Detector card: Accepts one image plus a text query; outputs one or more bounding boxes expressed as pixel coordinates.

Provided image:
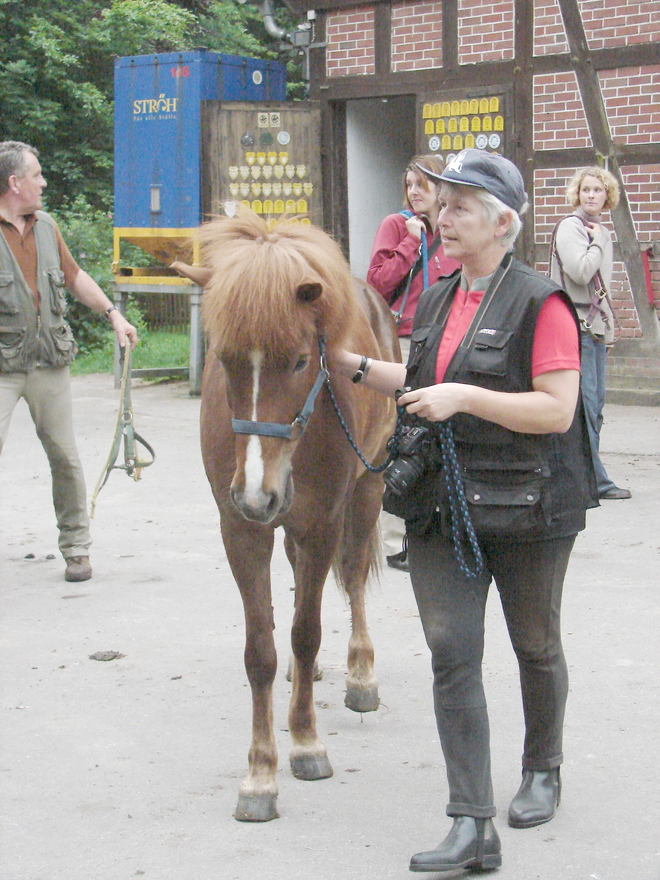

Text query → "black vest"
[406,256,598,539]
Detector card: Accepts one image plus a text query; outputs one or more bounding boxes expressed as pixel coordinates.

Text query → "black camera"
[383,425,438,497]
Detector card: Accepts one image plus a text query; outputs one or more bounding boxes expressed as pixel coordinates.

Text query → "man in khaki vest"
[0,141,137,582]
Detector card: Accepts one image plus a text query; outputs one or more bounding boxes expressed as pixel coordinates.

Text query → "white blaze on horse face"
[243,350,266,505]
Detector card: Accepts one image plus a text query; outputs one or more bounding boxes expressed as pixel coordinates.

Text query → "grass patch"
[71,330,190,376]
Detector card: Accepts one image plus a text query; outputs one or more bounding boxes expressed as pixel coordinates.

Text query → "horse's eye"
[294,356,309,372]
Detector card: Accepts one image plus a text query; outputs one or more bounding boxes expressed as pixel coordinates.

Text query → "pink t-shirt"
[435,289,579,383]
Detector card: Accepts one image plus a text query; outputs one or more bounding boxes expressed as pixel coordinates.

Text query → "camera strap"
[432,253,514,579]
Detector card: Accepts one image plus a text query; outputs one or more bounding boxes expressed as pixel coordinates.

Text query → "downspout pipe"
[256,0,288,40]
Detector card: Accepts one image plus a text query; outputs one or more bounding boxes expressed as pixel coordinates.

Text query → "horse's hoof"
[234,793,279,822]
[290,752,333,780]
[345,685,380,713]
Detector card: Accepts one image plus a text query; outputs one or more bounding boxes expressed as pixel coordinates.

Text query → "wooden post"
[513,0,535,268]
[557,0,659,348]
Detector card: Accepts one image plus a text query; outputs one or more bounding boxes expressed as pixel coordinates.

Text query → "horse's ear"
[296,282,322,303]
[171,261,213,287]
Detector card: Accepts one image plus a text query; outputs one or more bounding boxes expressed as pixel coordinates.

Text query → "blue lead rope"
[436,420,485,579]
[420,233,429,290]
[400,209,429,290]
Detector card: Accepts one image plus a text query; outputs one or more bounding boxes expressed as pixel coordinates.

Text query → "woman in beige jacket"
[550,166,631,500]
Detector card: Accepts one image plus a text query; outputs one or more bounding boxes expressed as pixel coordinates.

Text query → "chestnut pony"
[175,210,399,822]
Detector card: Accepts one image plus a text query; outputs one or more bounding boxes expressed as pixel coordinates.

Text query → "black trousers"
[408,529,575,819]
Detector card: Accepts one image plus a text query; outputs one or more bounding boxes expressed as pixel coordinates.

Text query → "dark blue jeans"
[408,530,575,819]
[580,331,616,494]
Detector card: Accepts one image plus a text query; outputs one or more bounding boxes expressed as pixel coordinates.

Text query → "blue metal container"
[114,50,287,230]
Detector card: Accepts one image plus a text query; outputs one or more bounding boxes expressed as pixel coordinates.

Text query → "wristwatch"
[105,305,118,319]
[351,355,373,384]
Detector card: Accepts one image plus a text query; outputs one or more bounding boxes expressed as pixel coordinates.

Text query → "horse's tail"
[331,500,381,594]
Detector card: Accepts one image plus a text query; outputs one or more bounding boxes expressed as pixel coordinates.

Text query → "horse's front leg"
[287,533,337,781]
[338,472,381,713]
[222,516,280,822]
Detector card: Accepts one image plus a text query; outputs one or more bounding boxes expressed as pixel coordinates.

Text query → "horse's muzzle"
[230,472,294,523]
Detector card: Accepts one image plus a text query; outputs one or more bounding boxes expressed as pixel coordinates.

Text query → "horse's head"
[199,210,359,525]
[217,282,326,523]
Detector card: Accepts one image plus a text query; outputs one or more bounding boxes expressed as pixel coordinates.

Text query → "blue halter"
[231,338,329,441]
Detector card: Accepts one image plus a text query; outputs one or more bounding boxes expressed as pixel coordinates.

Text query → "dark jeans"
[580,331,616,494]
[408,529,575,819]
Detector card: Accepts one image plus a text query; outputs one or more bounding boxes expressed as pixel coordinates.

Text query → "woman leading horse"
[330,150,597,872]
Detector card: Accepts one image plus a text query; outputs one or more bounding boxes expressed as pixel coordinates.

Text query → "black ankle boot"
[386,549,409,571]
[409,816,502,872]
[508,768,561,828]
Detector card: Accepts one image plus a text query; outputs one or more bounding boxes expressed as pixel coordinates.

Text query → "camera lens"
[384,455,427,496]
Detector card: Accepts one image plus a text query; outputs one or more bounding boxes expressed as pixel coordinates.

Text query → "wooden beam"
[294,0,386,10]
[535,143,660,169]
[557,0,659,346]
[374,2,391,78]
[317,59,517,100]
[531,41,660,76]
[513,0,535,266]
[308,10,327,101]
[323,101,349,256]
[442,0,458,72]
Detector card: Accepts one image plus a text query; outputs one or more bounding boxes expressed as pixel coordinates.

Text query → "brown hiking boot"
[64,556,92,582]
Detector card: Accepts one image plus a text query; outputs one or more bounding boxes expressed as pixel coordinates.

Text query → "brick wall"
[579,0,660,48]
[326,7,375,77]
[533,73,592,150]
[391,1,443,72]
[534,0,660,54]
[534,0,569,55]
[457,0,514,64]
[599,65,660,146]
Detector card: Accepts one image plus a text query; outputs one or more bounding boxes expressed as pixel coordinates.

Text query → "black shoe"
[599,486,631,500]
[508,768,561,828]
[386,550,409,572]
[409,816,502,872]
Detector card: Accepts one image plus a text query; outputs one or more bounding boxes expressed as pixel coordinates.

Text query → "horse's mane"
[198,209,361,357]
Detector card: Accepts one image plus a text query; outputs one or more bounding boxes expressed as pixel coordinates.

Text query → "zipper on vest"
[36,309,42,366]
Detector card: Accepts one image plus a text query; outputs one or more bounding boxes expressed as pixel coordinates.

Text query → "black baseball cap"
[416,149,528,213]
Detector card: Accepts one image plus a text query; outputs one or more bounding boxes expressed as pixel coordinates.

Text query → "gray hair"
[472,187,526,250]
[0,141,39,197]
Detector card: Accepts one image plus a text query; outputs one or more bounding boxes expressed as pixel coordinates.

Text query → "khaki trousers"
[0,367,91,558]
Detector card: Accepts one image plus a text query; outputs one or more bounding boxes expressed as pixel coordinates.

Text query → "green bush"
[52,198,148,354]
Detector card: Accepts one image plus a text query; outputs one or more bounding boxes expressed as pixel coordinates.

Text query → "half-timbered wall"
[306,0,660,400]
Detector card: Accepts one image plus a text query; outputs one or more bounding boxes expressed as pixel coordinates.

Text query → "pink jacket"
[367,213,459,336]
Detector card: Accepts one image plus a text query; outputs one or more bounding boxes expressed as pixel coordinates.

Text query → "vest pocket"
[49,324,77,364]
[0,272,19,315]
[468,329,513,377]
[47,267,67,315]
[462,465,551,534]
[0,327,26,369]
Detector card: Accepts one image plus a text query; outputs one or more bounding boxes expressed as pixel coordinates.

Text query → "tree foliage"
[0,0,301,211]
[1,0,304,352]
